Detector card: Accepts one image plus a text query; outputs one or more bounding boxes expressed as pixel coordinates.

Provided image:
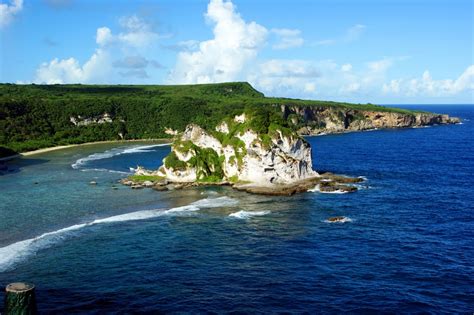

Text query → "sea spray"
[308,184,349,194]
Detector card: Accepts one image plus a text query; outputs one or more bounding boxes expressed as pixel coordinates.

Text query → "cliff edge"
[281,105,461,135]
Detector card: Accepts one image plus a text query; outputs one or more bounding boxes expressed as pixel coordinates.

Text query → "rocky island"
[124,113,344,196]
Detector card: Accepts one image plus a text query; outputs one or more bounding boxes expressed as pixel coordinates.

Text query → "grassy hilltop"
[0,82,416,156]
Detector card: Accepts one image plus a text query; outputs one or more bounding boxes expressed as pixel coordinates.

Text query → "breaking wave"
[308,184,349,194]
[229,210,270,219]
[323,216,353,224]
[0,196,237,272]
[71,144,170,170]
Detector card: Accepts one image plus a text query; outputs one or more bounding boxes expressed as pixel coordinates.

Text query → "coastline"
[11,139,172,159]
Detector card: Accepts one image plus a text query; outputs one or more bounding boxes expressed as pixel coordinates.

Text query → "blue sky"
[1,0,473,103]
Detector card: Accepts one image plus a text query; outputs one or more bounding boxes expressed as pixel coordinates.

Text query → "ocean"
[0,105,473,313]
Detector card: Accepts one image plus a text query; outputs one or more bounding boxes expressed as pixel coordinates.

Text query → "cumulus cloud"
[161,40,200,52]
[383,65,474,96]
[249,59,324,96]
[250,57,396,99]
[271,28,304,50]
[169,0,268,84]
[96,16,159,49]
[0,0,23,28]
[35,49,111,84]
[34,15,161,83]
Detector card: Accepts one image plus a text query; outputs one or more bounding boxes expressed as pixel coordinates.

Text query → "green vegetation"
[127,174,164,183]
[0,82,425,156]
[164,152,187,170]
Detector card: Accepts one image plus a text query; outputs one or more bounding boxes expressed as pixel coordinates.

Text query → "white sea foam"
[200,190,219,195]
[308,184,349,194]
[323,216,353,224]
[229,210,270,219]
[71,144,170,169]
[80,168,131,175]
[191,196,239,208]
[0,196,237,272]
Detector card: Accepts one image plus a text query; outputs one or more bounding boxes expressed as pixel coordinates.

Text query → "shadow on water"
[0,157,49,176]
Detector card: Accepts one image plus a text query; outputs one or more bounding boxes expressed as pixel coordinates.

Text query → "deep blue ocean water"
[0,105,473,313]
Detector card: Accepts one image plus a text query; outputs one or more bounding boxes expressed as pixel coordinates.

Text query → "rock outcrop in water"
[157,114,317,186]
[281,105,461,135]
[123,113,363,195]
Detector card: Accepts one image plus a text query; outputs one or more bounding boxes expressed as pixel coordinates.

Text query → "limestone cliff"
[281,105,461,135]
[155,114,317,186]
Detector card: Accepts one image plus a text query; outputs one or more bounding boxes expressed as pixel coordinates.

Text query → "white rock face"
[181,124,223,153]
[157,122,318,185]
[158,166,197,183]
[237,134,317,185]
[216,121,229,134]
[239,130,258,147]
[234,113,246,123]
[70,113,113,126]
[164,127,178,135]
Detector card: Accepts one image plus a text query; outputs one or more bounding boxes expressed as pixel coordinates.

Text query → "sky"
[0,0,473,104]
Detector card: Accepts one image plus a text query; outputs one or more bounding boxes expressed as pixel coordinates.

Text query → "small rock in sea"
[165,184,176,191]
[112,186,118,190]
[153,185,168,191]
[89,181,97,185]
[143,180,154,187]
[327,216,346,222]
[131,184,143,189]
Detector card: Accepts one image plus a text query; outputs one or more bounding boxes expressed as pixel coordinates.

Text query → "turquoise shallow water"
[0,106,473,313]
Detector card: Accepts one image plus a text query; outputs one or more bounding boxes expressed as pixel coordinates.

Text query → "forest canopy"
[0,82,417,157]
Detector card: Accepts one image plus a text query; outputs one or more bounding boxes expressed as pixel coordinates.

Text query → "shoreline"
[8,139,172,159]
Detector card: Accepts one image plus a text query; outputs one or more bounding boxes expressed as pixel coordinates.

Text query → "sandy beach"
[19,139,171,157]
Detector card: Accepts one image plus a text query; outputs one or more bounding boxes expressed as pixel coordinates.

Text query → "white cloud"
[250,57,396,99]
[34,15,161,83]
[383,65,474,96]
[345,24,366,42]
[35,49,111,84]
[161,40,200,52]
[271,28,304,50]
[341,64,352,72]
[249,59,323,96]
[96,16,159,49]
[314,24,366,46]
[169,0,268,84]
[367,58,393,73]
[0,0,23,28]
[259,59,320,78]
[96,27,113,46]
